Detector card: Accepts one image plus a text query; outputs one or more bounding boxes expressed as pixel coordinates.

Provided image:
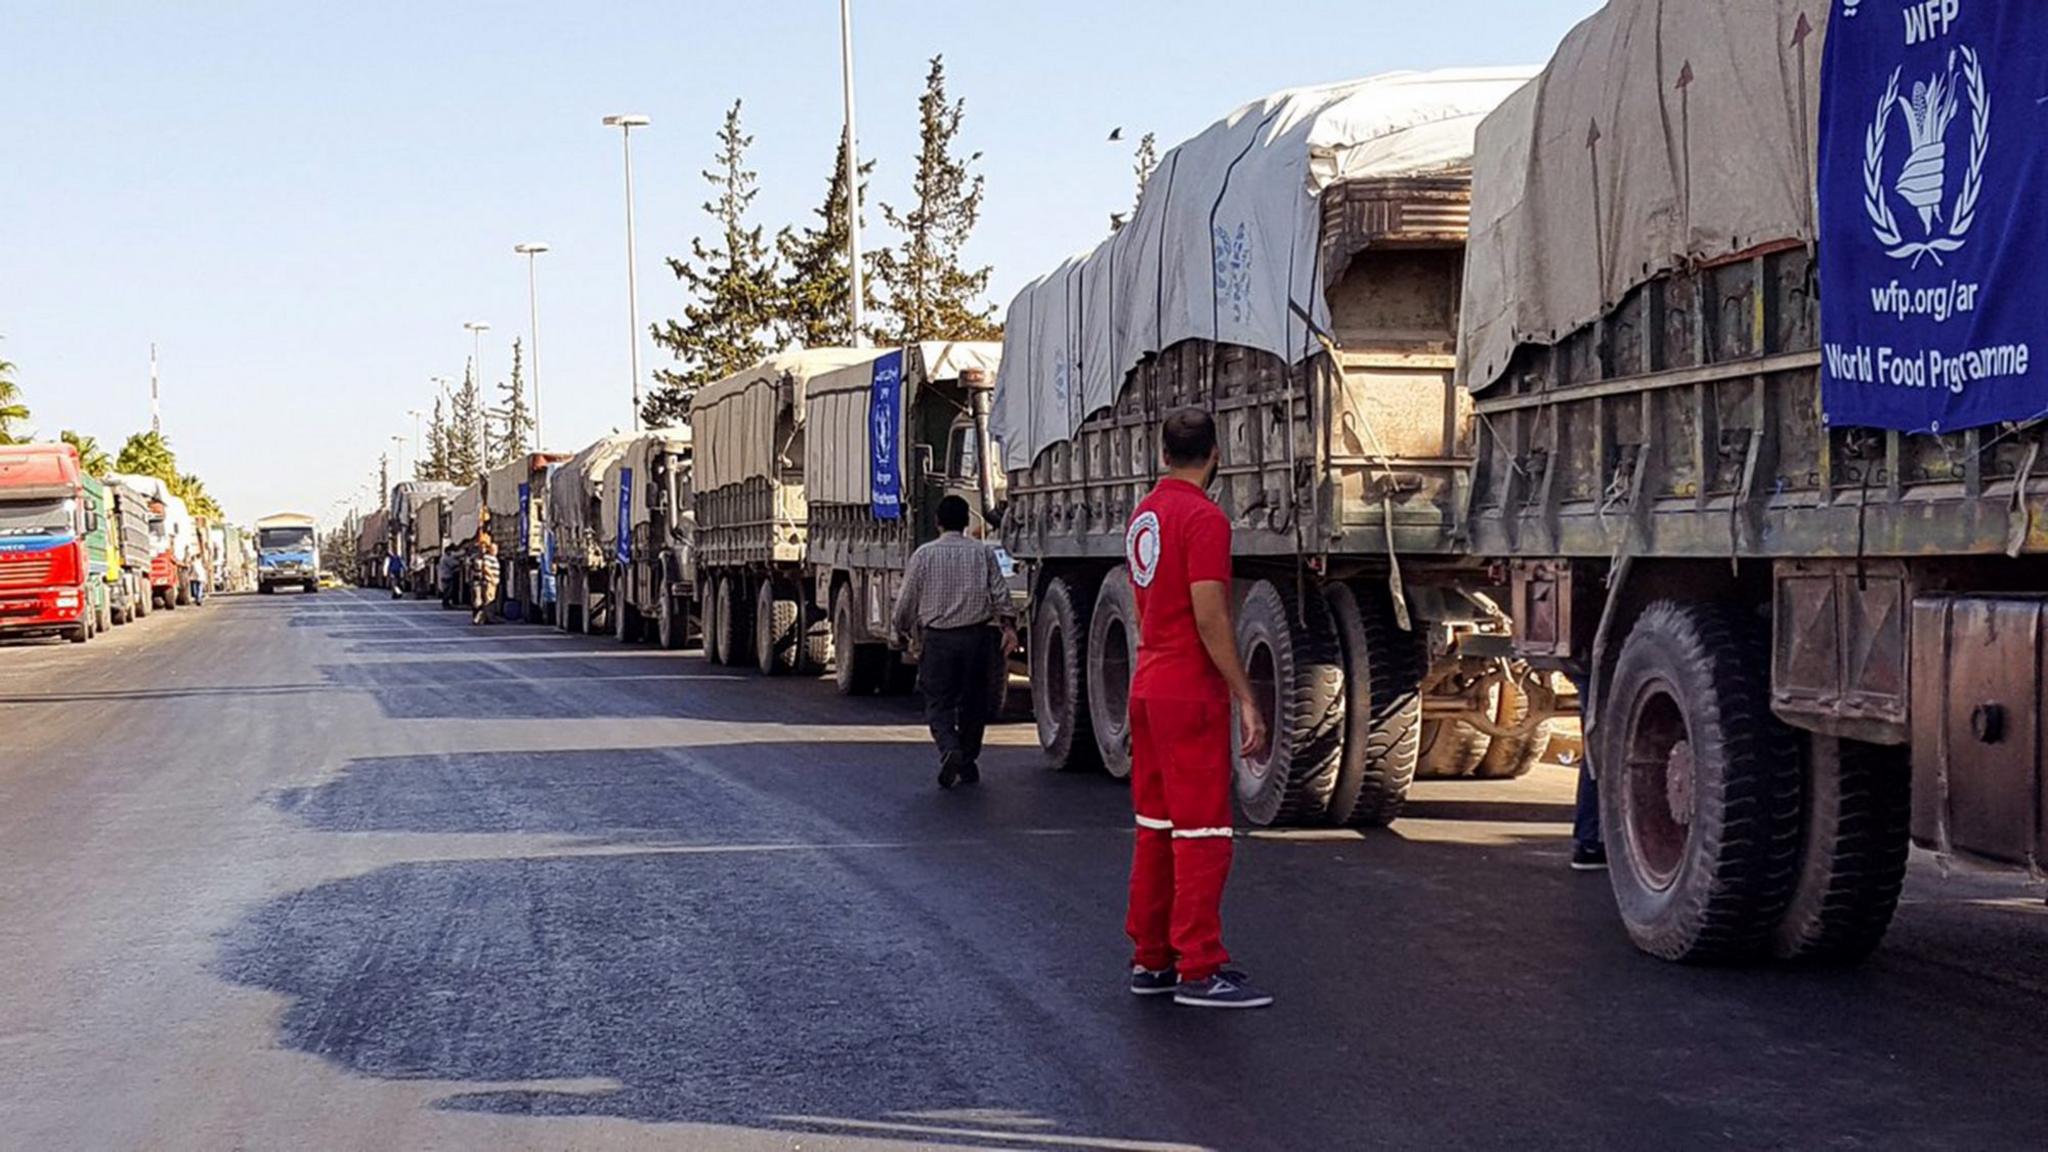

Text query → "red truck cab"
[0,444,94,643]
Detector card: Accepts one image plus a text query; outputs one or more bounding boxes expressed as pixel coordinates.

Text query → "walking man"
[892,494,1013,790]
[386,552,405,600]
[1124,407,1273,1009]
[471,531,500,625]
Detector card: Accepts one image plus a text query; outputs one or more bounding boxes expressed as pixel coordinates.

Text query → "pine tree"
[870,56,1001,344]
[777,136,877,349]
[421,397,451,482]
[449,360,485,481]
[1133,132,1159,211]
[646,99,783,427]
[497,338,533,464]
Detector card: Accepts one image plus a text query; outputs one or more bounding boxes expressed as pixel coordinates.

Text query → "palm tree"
[61,430,113,476]
[115,430,178,481]
[0,356,28,445]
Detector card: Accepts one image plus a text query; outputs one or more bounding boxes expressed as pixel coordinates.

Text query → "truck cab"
[0,443,98,643]
[254,513,320,594]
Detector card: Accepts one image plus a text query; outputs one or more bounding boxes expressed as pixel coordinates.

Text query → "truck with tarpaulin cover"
[1456,0,2048,964]
[690,348,874,670]
[391,481,460,597]
[991,68,1545,829]
[486,452,572,623]
[442,483,485,608]
[603,429,697,649]
[549,435,634,634]
[805,343,1007,692]
[357,510,390,590]
[411,492,457,599]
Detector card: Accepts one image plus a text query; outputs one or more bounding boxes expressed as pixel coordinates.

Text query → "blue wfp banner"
[616,467,633,565]
[870,350,904,521]
[1820,0,2048,433]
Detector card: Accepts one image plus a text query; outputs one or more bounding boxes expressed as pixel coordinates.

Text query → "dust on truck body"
[604,429,697,649]
[689,348,876,672]
[1459,0,2048,963]
[992,69,1539,828]
[806,343,1006,693]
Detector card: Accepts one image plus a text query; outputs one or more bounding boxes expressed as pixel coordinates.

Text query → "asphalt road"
[2,589,2046,1151]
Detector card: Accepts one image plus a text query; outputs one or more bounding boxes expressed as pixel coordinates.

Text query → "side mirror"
[915,445,936,479]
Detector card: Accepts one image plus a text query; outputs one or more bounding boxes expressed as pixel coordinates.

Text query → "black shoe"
[1571,843,1609,872]
[937,752,962,790]
[1173,969,1274,1010]
[958,760,981,786]
[1129,966,1178,997]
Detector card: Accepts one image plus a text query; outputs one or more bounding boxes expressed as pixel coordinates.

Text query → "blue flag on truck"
[616,467,633,565]
[870,350,904,521]
[1820,0,2048,433]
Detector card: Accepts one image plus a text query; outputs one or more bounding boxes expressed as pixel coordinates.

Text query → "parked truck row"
[370,0,2044,967]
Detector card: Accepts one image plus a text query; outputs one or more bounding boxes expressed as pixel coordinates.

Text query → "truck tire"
[1599,601,1802,963]
[1418,714,1490,778]
[756,579,800,676]
[1473,676,1553,780]
[161,589,177,611]
[1085,569,1139,780]
[800,605,833,673]
[1031,575,1099,773]
[831,584,884,694]
[709,576,736,666]
[257,584,272,596]
[137,586,152,618]
[1770,736,1912,964]
[1232,579,1346,827]
[1324,582,1425,828]
[657,587,687,651]
[711,574,750,668]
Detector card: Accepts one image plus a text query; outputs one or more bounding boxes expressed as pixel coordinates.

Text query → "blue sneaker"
[1173,970,1274,1009]
[1129,966,1178,997]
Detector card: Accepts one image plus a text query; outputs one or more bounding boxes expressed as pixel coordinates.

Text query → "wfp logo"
[1863,45,1990,267]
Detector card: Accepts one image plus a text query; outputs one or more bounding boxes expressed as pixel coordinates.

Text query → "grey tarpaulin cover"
[547,433,636,553]
[1459,0,1830,393]
[805,342,1003,508]
[990,67,1534,474]
[690,348,877,494]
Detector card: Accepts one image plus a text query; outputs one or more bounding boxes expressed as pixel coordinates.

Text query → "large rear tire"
[1324,582,1425,828]
[1085,569,1139,780]
[1473,676,1552,780]
[1232,579,1346,827]
[1031,575,1098,773]
[831,584,884,695]
[657,586,687,651]
[1770,736,1912,964]
[800,603,833,673]
[755,578,799,676]
[1600,601,1803,963]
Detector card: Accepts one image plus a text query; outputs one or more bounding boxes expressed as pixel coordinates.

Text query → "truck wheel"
[1085,570,1139,779]
[1770,736,1912,964]
[1473,675,1553,780]
[1324,582,1425,828]
[800,604,833,673]
[1232,579,1346,826]
[1032,575,1099,772]
[137,587,152,618]
[756,579,799,676]
[1418,714,1491,778]
[707,577,729,664]
[257,584,273,596]
[1600,601,1802,963]
[711,574,749,667]
[830,584,883,694]
[161,589,178,611]
[657,588,686,650]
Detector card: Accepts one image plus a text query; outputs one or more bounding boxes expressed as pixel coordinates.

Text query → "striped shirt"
[892,532,1012,633]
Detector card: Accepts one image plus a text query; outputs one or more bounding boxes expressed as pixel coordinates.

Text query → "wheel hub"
[1665,740,1695,827]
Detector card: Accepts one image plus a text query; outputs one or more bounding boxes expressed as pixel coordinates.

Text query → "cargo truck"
[604,430,697,648]
[991,69,1542,828]
[357,510,390,590]
[548,435,634,634]
[441,484,485,609]
[804,343,1006,692]
[690,349,876,670]
[254,513,320,594]
[486,451,573,623]
[0,443,100,643]
[1456,0,2048,964]
[108,481,155,622]
[107,473,194,611]
[390,481,461,597]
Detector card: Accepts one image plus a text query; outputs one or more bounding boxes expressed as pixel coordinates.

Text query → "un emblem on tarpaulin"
[1864,45,1991,267]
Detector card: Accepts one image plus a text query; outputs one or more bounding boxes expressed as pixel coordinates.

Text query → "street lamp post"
[407,408,426,467]
[603,114,650,431]
[514,242,550,448]
[464,320,491,469]
[839,0,867,347]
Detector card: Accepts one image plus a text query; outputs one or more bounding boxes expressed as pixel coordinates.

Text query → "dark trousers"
[1569,673,1603,851]
[919,624,998,765]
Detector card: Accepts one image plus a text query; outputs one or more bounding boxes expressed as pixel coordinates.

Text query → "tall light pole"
[407,408,426,466]
[839,0,867,348]
[603,114,650,430]
[464,320,491,470]
[514,242,550,448]
[390,434,408,483]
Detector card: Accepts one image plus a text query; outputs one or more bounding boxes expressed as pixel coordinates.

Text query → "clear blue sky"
[0,1,1598,526]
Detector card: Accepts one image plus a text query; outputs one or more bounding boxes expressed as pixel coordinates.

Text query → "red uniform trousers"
[1125,695,1234,981]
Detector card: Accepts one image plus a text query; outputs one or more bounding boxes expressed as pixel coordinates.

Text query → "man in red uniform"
[1123,407,1273,1009]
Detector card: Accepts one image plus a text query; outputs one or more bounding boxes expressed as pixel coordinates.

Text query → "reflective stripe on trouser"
[1126,695,1234,981]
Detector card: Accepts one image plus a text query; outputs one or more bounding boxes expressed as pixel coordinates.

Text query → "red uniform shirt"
[1127,477,1232,702]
